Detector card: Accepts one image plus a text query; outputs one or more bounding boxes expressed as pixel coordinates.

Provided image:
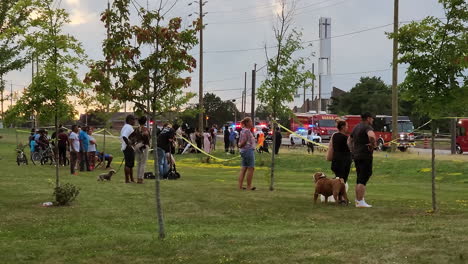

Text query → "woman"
[238,117,256,190]
[327,120,352,184]
[203,127,212,153]
[132,116,150,184]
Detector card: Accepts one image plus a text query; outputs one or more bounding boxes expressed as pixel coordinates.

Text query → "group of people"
[28,126,114,173]
[236,113,377,208]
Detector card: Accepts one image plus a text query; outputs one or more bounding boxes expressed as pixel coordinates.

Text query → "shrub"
[53,183,80,206]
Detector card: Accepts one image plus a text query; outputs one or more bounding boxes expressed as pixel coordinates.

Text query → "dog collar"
[319,174,326,178]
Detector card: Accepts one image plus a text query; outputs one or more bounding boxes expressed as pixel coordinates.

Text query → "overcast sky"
[4,0,447,113]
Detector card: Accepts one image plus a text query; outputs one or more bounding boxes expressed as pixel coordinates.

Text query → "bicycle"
[16,144,28,166]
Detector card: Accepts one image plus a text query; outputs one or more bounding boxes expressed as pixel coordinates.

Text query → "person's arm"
[347,134,354,153]
[238,131,247,148]
[367,130,377,150]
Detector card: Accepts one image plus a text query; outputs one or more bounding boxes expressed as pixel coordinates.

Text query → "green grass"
[0,128,467,264]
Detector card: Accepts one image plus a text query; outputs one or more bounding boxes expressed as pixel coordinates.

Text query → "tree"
[0,0,35,120]
[9,0,86,191]
[203,93,239,127]
[256,0,313,191]
[85,0,199,239]
[329,77,392,115]
[389,0,467,212]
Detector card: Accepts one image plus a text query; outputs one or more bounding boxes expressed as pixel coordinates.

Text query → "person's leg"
[70,152,76,174]
[238,167,247,189]
[106,156,113,168]
[246,167,255,189]
[124,167,131,183]
[85,150,90,171]
[79,151,85,171]
[135,148,143,180]
[355,158,372,207]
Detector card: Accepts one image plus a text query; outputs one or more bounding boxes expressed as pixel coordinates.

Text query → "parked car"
[289,128,322,145]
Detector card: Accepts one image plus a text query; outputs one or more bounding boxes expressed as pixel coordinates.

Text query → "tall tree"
[329,77,392,115]
[85,0,199,239]
[0,0,35,120]
[257,0,313,191]
[389,0,467,212]
[203,93,239,127]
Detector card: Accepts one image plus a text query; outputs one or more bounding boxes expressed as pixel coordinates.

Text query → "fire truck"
[290,112,338,140]
[456,119,468,154]
[344,115,415,152]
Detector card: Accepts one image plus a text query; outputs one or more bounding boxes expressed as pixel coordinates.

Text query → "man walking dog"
[348,112,376,208]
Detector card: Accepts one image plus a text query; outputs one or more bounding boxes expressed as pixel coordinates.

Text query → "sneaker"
[355,200,372,208]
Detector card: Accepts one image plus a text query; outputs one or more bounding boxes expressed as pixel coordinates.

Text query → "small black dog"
[97,169,116,181]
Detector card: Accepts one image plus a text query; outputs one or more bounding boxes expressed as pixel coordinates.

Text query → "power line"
[209,0,348,25]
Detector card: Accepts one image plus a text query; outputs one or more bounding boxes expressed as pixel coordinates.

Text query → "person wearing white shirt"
[120,115,136,183]
[87,128,97,170]
[68,125,80,175]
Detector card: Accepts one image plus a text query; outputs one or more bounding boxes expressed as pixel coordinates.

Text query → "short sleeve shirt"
[350,122,373,160]
[88,135,96,152]
[239,128,255,152]
[120,124,134,151]
[69,132,80,152]
[79,130,89,151]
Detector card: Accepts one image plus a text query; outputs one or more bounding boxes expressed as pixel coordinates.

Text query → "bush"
[53,183,80,206]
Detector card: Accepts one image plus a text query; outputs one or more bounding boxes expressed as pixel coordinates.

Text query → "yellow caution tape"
[178,136,240,161]
[274,121,329,149]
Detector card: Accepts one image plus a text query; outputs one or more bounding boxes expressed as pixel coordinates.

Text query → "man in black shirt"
[348,112,376,208]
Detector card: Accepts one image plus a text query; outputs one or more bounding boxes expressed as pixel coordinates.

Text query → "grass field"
[0,128,467,264]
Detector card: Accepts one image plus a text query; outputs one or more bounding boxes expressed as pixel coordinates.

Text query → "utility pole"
[251,64,256,124]
[303,79,306,112]
[243,72,247,118]
[10,82,13,107]
[311,63,315,112]
[391,0,399,152]
[318,71,322,112]
[197,0,206,131]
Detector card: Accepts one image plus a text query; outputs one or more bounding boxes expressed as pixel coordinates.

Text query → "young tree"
[389,0,467,211]
[0,0,35,120]
[257,0,313,191]
[85,0,199,239]
[9,0,86,189]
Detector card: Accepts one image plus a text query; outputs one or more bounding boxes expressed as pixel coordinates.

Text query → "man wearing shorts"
[120,115,136,183]
[349,112,376,208]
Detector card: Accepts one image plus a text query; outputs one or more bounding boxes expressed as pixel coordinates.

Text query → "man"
[157,124,175,176]
[69,125,80,175]
[348,112,376,208]
[211,124,218,150]
[121,115,136,183]
[79,126,90,171]
[274,127,282,155]
[223,125,230,153]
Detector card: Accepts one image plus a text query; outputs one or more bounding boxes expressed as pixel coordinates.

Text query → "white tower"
[318,17,331,112]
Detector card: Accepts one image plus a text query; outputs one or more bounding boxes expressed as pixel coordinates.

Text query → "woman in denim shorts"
[238,117,256,190]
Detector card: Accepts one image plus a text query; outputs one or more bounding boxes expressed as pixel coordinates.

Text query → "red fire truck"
[290,113,338,140]
[344,115,415,152]
[456,119,468,154]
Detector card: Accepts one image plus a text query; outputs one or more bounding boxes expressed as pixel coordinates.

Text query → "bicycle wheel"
[31,152,41,165]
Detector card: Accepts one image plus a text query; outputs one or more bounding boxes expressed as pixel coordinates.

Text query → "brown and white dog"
[313,172,348,205]
[97,169,116,181]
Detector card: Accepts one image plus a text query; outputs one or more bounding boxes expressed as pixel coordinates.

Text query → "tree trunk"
[431,121,437,212]
[55,110,59,188]
[152,112,165,239]
[269,119,276,191]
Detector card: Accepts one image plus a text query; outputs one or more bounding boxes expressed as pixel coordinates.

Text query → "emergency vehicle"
[290,112,338,140]
[456,119,468,154]
[344,115,415,152]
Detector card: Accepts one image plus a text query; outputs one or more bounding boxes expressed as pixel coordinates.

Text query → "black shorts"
[354,158,373,185]
[331,157,352,183]
[123,147,135,168]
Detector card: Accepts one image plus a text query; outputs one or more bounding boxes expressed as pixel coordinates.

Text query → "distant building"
[294,87,346,113]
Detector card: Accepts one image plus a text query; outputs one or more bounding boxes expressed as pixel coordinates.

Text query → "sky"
[4,0,447,114]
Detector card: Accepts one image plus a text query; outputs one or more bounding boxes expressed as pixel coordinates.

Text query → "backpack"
[144,172,156,179]
[164,165,181,180]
